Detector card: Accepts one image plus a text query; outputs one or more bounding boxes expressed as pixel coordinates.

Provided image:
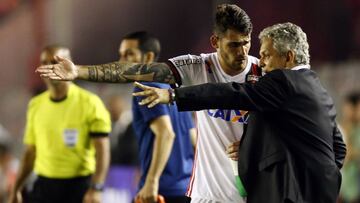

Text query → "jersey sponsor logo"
[246,63,262,83]
[174,58,202,67]
[246,74,260,83]
[207,109,249,123]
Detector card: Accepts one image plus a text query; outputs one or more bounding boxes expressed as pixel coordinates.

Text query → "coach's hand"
[133,82,171,108]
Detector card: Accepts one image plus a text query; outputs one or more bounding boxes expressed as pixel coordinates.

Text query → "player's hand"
[82,189,102,203]
[36,55,78,81]
[8,190,22,203]
[135,178,159,203]
[226,141,240,161]
[133,82,171,108]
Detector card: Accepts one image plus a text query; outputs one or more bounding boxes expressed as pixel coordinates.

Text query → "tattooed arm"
[84,62,176,84]
[36,55,176,84]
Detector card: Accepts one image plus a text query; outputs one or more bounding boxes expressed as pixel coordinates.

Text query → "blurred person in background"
[340,92,360,203]
[120,31,195,203]
[9,45,111,203]
[36,4,262,202]
[107,95,138,166]
[104,94,139,203]
[0,125,18,203]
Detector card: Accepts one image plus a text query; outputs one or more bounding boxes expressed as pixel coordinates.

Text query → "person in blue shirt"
[118,31,196,203]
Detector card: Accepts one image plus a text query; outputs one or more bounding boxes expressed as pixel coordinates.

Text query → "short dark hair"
[42,44,69,53]
[0,143,9,158]
[123,31,161,61]
[41,44,72,60]
[345,92,360,106]
[214,4,253,36]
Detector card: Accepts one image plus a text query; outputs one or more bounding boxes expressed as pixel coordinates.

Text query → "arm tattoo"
[88,67,97,81]
[86,62,176,84]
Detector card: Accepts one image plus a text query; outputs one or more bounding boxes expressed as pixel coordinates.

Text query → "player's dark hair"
[345,92,360,106]
[123,31,161,61]
[214,4,253,36]
[42,44,68,53]
[41,44,72,60]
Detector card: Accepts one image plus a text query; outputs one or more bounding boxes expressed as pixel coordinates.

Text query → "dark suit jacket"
[174,68,346,203]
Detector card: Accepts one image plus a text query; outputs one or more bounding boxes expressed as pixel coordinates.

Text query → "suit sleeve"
[175,70,291,112]
[332,122,346,169]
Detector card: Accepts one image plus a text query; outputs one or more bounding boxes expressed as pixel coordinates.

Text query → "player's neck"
[219,58,247,76]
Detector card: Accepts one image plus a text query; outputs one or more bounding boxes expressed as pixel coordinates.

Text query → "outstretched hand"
[36,55,78,81]
[132,82,171,108]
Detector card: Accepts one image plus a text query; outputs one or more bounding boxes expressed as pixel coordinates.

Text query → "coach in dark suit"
[134,22,346,203]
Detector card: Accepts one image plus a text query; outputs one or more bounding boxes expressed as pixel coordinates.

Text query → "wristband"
[89,182,104,192]
[168,88,176,105]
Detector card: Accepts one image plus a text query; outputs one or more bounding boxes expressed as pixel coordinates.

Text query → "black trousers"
[164,196,191,203]
[133,196,191,203]
[30,175,91,203]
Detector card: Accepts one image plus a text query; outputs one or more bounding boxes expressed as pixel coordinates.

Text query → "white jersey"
[168,53,259,203]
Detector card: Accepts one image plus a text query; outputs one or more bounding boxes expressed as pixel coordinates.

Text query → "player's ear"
[143,52,155,63]
[210,34,219,49]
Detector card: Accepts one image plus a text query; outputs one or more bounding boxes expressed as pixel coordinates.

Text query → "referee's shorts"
[30,175,91,203]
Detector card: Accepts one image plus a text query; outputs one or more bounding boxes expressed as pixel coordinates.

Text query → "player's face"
[216,29,251,73]
[119,39,143,63]
[259,37,287,73]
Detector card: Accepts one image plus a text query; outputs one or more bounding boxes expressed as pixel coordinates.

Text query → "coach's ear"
[285,50,296,68]
[210,34,219,49]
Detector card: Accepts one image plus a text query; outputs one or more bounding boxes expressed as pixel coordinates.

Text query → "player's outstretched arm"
[36,56,176,84]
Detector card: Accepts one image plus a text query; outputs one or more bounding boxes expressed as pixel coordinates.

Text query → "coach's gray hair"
[259,22,310,65]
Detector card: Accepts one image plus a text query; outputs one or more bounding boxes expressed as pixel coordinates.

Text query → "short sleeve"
[133,82,171,123]
[88,95,111,134]
[168,54,204,86]
[23,100,36,145]
[181,111,194,129]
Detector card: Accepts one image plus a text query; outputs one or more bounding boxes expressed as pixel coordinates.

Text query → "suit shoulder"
[266,69,289,80]
[263,70,295,93]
